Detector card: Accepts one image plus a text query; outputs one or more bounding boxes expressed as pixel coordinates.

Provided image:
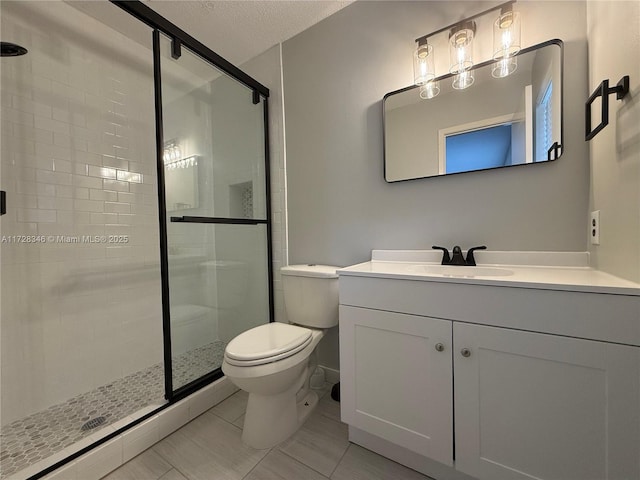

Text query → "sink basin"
[407,265,514,277]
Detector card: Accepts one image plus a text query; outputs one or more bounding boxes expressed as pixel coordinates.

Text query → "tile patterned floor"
[0,341,226,479]
[102,386,434,480]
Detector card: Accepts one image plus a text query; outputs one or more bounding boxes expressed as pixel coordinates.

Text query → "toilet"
[221,264,339,449]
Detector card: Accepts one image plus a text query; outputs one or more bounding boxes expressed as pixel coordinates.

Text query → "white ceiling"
[69,0,354,66]
[145,1,354,65]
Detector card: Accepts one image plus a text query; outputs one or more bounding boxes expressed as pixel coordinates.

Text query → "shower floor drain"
[81,416,106,431]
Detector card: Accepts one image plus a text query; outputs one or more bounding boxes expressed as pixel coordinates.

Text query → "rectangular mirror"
[384,40,563,182]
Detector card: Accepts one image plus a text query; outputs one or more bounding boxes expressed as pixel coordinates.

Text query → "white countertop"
[338,250,640,296]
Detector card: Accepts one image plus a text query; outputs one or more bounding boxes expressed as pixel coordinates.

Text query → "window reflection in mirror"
[444,123,519,174]
[384,40,562,182]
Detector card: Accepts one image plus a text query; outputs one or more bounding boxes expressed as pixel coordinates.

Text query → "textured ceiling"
[145,1,353,64]
[69,1,353,66]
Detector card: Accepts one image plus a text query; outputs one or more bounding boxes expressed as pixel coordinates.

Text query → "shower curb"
[6,377,237,480]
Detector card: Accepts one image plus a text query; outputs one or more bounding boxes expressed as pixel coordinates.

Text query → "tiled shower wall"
[0,2,163,425]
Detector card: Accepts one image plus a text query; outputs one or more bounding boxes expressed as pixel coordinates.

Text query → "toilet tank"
[281,264,339,328]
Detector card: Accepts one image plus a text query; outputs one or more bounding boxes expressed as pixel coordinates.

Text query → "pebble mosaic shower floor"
[0,340,226,478]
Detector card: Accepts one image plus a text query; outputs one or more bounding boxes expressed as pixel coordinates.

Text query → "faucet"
[432,245,487,266]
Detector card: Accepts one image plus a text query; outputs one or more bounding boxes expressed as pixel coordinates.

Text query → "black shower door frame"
[28,3,273,477]
[112,0,275,402]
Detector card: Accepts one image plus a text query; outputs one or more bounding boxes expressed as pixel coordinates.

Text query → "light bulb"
[449,21,475,74]
[413,40,435,86]
[493,9,521,60]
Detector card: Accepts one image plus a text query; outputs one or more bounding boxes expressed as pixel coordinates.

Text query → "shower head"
[1,42,28,57]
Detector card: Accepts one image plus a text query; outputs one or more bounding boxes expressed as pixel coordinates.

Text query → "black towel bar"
[585,75,629,141]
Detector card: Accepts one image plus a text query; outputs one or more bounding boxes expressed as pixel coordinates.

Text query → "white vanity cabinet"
[453,322,639,480]
[339,305,453,466]
[339,272,640,480]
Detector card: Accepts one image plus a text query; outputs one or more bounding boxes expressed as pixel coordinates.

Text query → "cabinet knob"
[435,343,445,352]
[461,348,471,357]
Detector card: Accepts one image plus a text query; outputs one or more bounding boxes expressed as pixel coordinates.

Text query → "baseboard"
[319,365,340,384]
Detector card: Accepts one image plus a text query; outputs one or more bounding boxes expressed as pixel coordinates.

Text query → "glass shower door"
[155,32,271,395]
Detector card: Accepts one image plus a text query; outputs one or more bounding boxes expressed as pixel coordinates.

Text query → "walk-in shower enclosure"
[0,1,272,478]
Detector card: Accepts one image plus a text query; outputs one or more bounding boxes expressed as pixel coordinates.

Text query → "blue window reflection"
[445,124,513,174]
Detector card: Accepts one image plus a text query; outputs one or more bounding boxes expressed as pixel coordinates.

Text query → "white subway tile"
[129,183,153,195]
[73,199,104,213]
[12,124,54,144]
[102,155,128,170]
[74,163,89,176]
[52,159,72,173]
[36,182,56,197]
[73,174,102,189]
[37,196,72,211]
[73,187,89,199]
[116,170,142,183]
[103,179,129,192]
[17,208,57,223]
[88,165,117,179]
[104,202,130,214]
[89,189,118,202]
[52,107,72,124]
[34,116,70,135]
[1,106,35,126]
[35,142,71,161]
[90,212,118,225]
[74,150,102,166]
[35,170,72,186]
[13,194,38,209]
[53,133,72,148]
[74,211,92,224]
[12,95,53,118]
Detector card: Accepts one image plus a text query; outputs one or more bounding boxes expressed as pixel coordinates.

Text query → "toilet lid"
[225,323,313,366]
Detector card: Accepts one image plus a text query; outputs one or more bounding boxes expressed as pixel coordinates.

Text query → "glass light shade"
[452,70,474,90]
[493,10,521,59]
[413,41,435,85]
[449,23,475,74]
[419,80,440,99]
[492,56,518,78]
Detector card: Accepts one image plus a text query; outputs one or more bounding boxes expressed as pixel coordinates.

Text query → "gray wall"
[282,1,589,369]
[587,1,640,283]
[283,1,589,267]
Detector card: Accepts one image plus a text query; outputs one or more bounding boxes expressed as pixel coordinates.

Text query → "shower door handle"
[170,216,264,225]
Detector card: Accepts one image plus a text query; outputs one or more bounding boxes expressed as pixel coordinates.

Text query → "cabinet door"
[339,305,453,466]
[454,322,640,480]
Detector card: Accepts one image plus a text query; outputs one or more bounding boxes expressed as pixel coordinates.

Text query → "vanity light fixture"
[492,3,521,78]
[163,140,198,169]
[413,38,435,86]
[449,21,476,75]
[163,140,181,164]
[412,1,520,96]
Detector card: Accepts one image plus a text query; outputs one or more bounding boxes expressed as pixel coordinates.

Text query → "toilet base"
[242,387,319,449]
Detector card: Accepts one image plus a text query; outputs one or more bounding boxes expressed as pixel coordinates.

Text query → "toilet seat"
[225,323,313,367]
